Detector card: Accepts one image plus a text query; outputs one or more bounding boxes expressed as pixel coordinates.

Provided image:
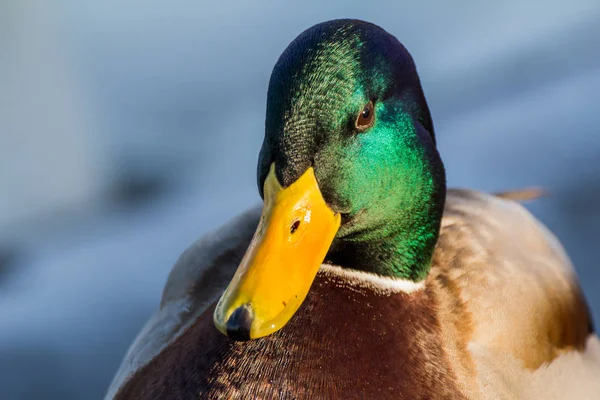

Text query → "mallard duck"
[106,19,600,399]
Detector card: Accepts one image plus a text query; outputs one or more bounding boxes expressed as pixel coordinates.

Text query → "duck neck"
[326,142,446,282]
[326,211,443,281]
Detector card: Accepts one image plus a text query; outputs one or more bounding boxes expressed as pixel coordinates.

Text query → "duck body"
[109,190,599,399]
[106,19,600,399]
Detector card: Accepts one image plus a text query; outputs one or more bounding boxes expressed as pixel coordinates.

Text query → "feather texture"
[106,190,599,399]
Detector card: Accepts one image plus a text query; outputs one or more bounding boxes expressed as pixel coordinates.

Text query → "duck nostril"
[290,220,300,234]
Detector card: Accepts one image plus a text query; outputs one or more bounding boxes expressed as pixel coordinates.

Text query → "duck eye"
[356,101,374,130]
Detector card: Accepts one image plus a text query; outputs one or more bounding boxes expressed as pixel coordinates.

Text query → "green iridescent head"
[257,19,446,282]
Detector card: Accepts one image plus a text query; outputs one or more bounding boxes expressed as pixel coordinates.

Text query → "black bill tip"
[226,304,253,341]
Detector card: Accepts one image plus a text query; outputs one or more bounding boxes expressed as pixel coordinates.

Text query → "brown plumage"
[106,190,600,400]
[115,279,465,399]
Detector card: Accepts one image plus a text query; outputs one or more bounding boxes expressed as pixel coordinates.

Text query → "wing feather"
[104,206,261,400]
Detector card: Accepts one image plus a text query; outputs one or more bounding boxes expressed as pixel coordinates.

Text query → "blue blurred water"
[1,1,600,399]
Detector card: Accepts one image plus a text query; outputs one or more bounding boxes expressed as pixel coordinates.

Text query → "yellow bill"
[213,163,340,340]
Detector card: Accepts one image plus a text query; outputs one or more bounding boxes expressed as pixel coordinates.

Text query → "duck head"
[214,19,446,341]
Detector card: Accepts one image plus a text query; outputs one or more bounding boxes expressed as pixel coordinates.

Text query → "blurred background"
[1,1,599,398]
